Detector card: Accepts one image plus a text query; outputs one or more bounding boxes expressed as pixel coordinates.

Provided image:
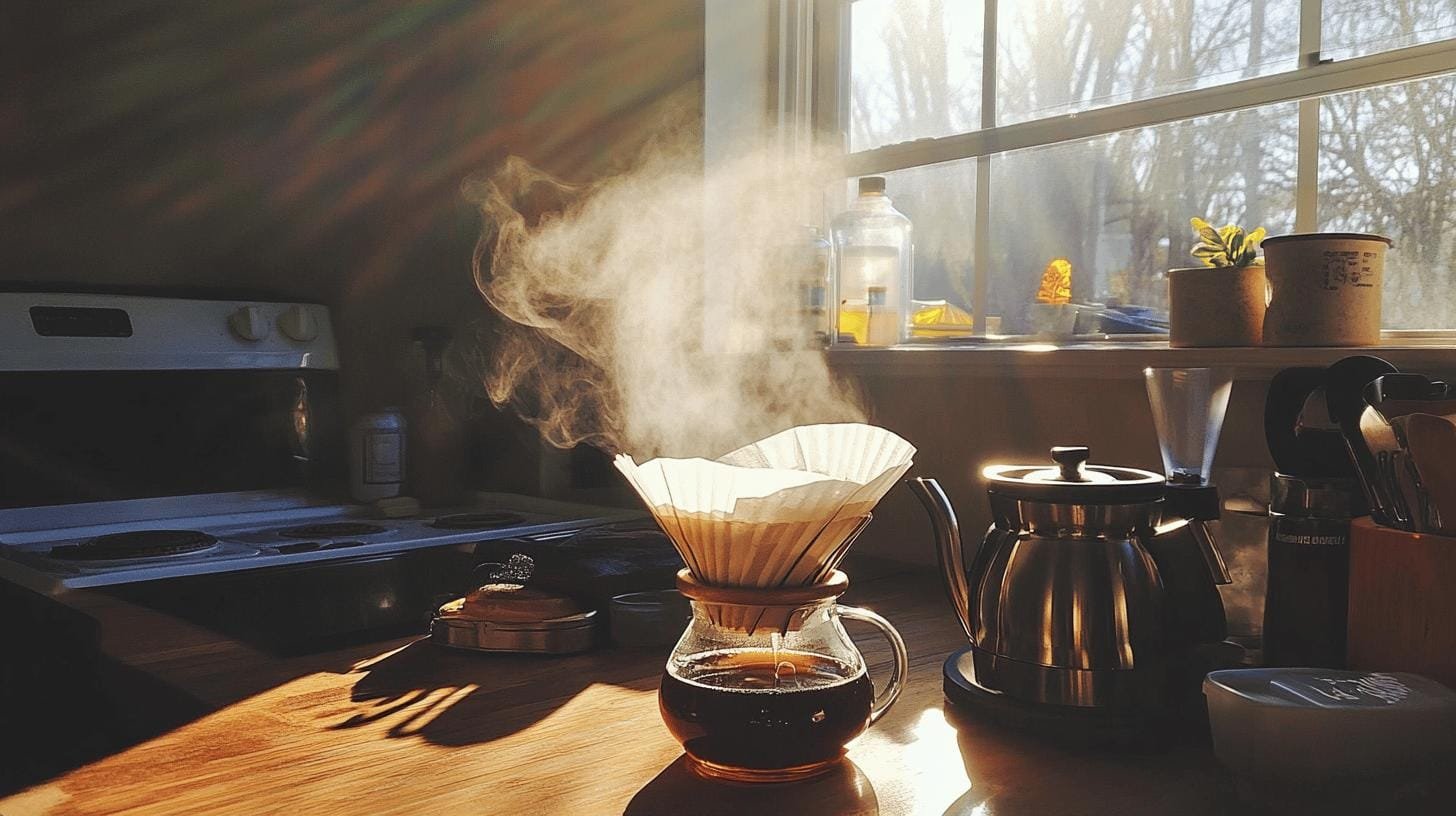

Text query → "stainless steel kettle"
[909,446,1228,710]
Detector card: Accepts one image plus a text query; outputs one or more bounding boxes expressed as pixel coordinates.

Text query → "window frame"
[802,0,1456,338]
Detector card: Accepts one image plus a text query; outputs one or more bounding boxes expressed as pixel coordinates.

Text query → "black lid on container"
[858,176,886,195]
[983,446,1165,504]
[1261,232,1393,247]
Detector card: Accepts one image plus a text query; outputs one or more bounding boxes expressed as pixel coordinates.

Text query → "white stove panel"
[0,492,642,594]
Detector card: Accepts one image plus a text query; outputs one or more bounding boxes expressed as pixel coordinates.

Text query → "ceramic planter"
[1026,303,1079,338]
[1167,264,1267,347]
[1262,233,1391,346]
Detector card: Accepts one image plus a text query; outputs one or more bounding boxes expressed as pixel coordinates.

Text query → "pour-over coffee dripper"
[613,424,916,782]
[1143,368,1233,644]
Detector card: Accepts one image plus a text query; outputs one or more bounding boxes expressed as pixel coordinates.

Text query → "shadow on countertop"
[330,523,689,744]
[625,756,879,816]
[332,636,662,746]
[330,554,931,748]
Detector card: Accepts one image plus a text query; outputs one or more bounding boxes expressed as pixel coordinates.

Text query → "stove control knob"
[278,305,319,342]
[228,305,270,342]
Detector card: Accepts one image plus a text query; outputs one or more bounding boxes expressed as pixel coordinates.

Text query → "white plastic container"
[350,409,406,502]
[1205,668,1456,809]
[1262,232,1390,346]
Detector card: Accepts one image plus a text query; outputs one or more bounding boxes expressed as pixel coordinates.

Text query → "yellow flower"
[1036,258,1072,304]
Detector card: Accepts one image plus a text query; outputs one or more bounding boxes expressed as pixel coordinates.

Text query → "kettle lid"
[983,446,1164,503]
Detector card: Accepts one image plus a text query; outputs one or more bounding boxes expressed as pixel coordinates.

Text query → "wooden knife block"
[1347,517,1456,688]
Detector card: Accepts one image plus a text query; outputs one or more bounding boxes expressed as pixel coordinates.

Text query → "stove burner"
[277,522,388,539]
[429,512,528,531]
[51,529,219,561]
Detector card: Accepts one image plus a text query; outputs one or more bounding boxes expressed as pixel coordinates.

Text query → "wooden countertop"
[4,565,1244,816]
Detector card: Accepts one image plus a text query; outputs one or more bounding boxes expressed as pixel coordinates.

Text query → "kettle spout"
[905,477,974,642]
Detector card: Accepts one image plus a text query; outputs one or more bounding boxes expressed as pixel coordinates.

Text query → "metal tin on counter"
[430,609,598,655]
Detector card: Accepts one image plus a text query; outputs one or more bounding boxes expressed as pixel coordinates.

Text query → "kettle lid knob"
[1050,446,1091,482]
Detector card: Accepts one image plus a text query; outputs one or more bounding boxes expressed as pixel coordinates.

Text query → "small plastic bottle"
[830,176,913,347]
[801,226,833,347]
[866,286,898,347]
[350,409,406,502]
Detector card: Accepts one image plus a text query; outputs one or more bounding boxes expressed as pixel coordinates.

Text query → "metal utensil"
[1398,414,1456,535]
[1324,356,1400,525]
[1365,376,1456,532]
[1359,407,1412,529]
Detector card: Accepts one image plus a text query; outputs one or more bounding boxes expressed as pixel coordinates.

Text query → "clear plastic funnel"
[1144,367,1233,485]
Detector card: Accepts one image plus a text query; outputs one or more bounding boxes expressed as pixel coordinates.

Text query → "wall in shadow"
[0,0,703,444]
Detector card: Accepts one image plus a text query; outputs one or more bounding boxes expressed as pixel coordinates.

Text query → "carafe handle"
[833,604,908,726]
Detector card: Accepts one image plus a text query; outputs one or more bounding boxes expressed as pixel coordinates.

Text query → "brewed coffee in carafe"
[659,648,874,773]
[660,572,906,783]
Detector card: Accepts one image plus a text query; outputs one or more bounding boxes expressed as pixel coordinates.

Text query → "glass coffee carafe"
[660,569,908,783]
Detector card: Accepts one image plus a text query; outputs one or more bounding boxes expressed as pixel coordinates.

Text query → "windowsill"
[828,335,1456,378]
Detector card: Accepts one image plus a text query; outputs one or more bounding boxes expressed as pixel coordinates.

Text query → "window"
[821,0,1456,338]
[1320,72,1456,330]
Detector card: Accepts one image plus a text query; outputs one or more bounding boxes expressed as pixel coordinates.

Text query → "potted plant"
[1168,217,1267,348]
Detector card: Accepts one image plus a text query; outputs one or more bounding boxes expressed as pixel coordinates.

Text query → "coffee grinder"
[1144,368,1233,648]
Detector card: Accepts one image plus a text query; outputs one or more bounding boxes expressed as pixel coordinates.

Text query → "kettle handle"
[905,477,976,642]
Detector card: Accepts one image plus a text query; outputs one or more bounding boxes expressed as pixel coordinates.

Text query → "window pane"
[997,0,1300,125]
[849,0,984,152]
[1322,0,1456,62]
[985,103,1297,335]
[888,160,978,308]
[1319,73,1456,330]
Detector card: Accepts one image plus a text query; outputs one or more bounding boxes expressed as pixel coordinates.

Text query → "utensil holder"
[1347,517,1456,687]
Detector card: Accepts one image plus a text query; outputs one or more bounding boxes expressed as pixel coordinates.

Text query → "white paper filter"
[614,423,916,589]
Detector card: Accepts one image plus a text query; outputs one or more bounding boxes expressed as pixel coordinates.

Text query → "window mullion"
[812,0,849,154]
[844,36,1456,177]
[973,0,998,335]
[1295,0,1324,231]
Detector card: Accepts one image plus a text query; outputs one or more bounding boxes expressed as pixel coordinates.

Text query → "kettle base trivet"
[942,648,1169,747]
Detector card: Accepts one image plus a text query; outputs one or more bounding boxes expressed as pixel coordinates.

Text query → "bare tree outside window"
[1319,2,1456,329]
[847,0,1456,334]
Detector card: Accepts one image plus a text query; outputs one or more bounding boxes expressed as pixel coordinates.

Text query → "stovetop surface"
[0,491,642,593]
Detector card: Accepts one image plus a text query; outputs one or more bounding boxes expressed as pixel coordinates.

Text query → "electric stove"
[0,291,638,643]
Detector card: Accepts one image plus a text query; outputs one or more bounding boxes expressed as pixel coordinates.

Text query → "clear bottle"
[407,326,465,507]
[830,176,913,346]
[800,225,833,347]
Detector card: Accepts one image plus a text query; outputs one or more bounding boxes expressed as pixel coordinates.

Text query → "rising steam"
[467,143,866,459]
